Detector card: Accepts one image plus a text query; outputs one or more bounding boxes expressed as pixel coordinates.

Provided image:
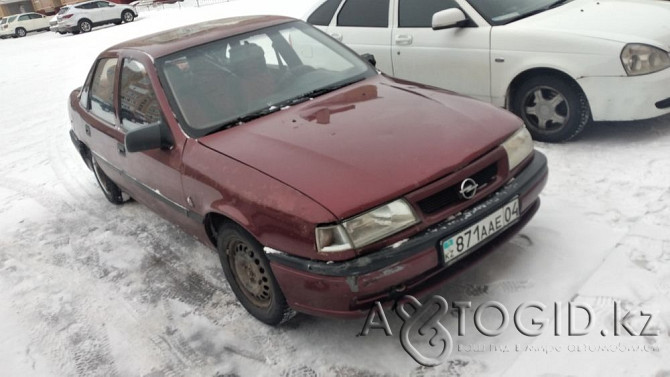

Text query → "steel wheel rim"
[93,161,114,197]
[228,238,272,308]
[522,85,569,132]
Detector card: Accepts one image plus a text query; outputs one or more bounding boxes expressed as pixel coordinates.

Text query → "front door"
[391,0,491,102]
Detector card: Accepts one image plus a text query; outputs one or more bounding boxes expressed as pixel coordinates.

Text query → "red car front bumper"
[267,151,548,318]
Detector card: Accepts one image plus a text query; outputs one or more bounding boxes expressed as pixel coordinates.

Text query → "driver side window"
[398,0,458,28]
[119,59,163,132]
[89,58,118,125]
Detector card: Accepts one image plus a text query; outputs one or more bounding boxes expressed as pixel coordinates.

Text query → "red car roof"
[105,15,295,58]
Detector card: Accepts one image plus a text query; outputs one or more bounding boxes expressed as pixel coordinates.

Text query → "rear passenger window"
[89,58,118,125]
[119,59,163,132]
[399,0,458,27]
[307,0,342,26]
[337,0,389,27]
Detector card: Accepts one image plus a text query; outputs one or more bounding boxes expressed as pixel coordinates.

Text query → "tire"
[91,155,127,205]
[15,27,27,37]
[78,19,92,33]
[122,10,135,23]
[58,31,66,35]
[511,75,590,143]
[217,224,295,325]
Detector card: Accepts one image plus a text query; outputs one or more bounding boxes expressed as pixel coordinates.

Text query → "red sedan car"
[69,16,548,325]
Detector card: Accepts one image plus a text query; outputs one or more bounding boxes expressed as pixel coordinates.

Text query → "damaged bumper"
[267,151,549,318]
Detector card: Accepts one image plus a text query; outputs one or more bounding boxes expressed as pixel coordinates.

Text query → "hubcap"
[229,239,272,308]
[523,86,568,131]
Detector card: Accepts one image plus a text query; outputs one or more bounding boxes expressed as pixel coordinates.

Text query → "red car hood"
[199,75,521,220]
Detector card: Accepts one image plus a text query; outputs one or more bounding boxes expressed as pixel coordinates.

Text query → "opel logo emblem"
[459,178,478,200]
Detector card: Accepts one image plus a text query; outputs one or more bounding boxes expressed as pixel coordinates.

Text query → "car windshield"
[58,7,70,14]
[156,20,376,138]
[468,0,572,25]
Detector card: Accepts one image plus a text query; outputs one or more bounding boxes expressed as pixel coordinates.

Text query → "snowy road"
[1,1,669,376]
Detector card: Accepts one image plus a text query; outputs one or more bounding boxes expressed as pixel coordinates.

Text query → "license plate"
[442,198,520,264]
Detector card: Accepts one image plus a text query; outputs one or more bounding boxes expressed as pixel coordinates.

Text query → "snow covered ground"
[1,1,669,376]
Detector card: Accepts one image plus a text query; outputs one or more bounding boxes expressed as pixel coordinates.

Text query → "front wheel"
[15,27,27,37]
[122,10,135,23]
[511,75,590,143]
[217,225,295,325]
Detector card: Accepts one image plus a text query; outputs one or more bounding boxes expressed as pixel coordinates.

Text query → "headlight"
[502,126,533,171]
[620,43,670,76]
[316,199,418,252]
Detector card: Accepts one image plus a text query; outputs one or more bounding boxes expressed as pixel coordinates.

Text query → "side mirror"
[361,53,376,68]
[125,121,172,153]
[432,8,468,30]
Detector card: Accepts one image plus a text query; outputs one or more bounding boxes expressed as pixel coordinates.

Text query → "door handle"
[395,34,413,46]
[330,32,343,42]
[117,142,126,156]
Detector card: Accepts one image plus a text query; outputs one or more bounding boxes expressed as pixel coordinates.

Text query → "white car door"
[30,13,48,30]
[324,0,394,74]
[16,14,32,31]
[85,2,105,23]
[391,0,491,103]
[98,1,119,22]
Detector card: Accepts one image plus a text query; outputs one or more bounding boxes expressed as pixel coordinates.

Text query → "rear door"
[16,14,31,31]
[78,56,128,187]
[28,13,48,30]
[391,0,491,102]
[324,0,394,74]
[80,2,104,23]
[96,1,118,22]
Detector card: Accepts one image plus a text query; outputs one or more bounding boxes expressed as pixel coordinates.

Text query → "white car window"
[337,0,389,27]
[399,0,458,28]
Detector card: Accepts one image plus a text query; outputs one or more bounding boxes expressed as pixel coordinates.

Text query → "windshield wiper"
[205,106,281,135]
[503,0,571,24]
[273,77,366,109]
[204,77,366,136]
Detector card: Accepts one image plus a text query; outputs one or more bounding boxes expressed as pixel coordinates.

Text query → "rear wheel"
[91,155,128,205]
[217,224,295,325]
[78,19,92,33]
[122,10,135,23]
[511,75,590,143]
[15,27,27,37]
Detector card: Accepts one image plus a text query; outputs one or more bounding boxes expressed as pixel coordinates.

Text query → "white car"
[306,0,670,142]
[55,0,137,35]
[0,12,51,38]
